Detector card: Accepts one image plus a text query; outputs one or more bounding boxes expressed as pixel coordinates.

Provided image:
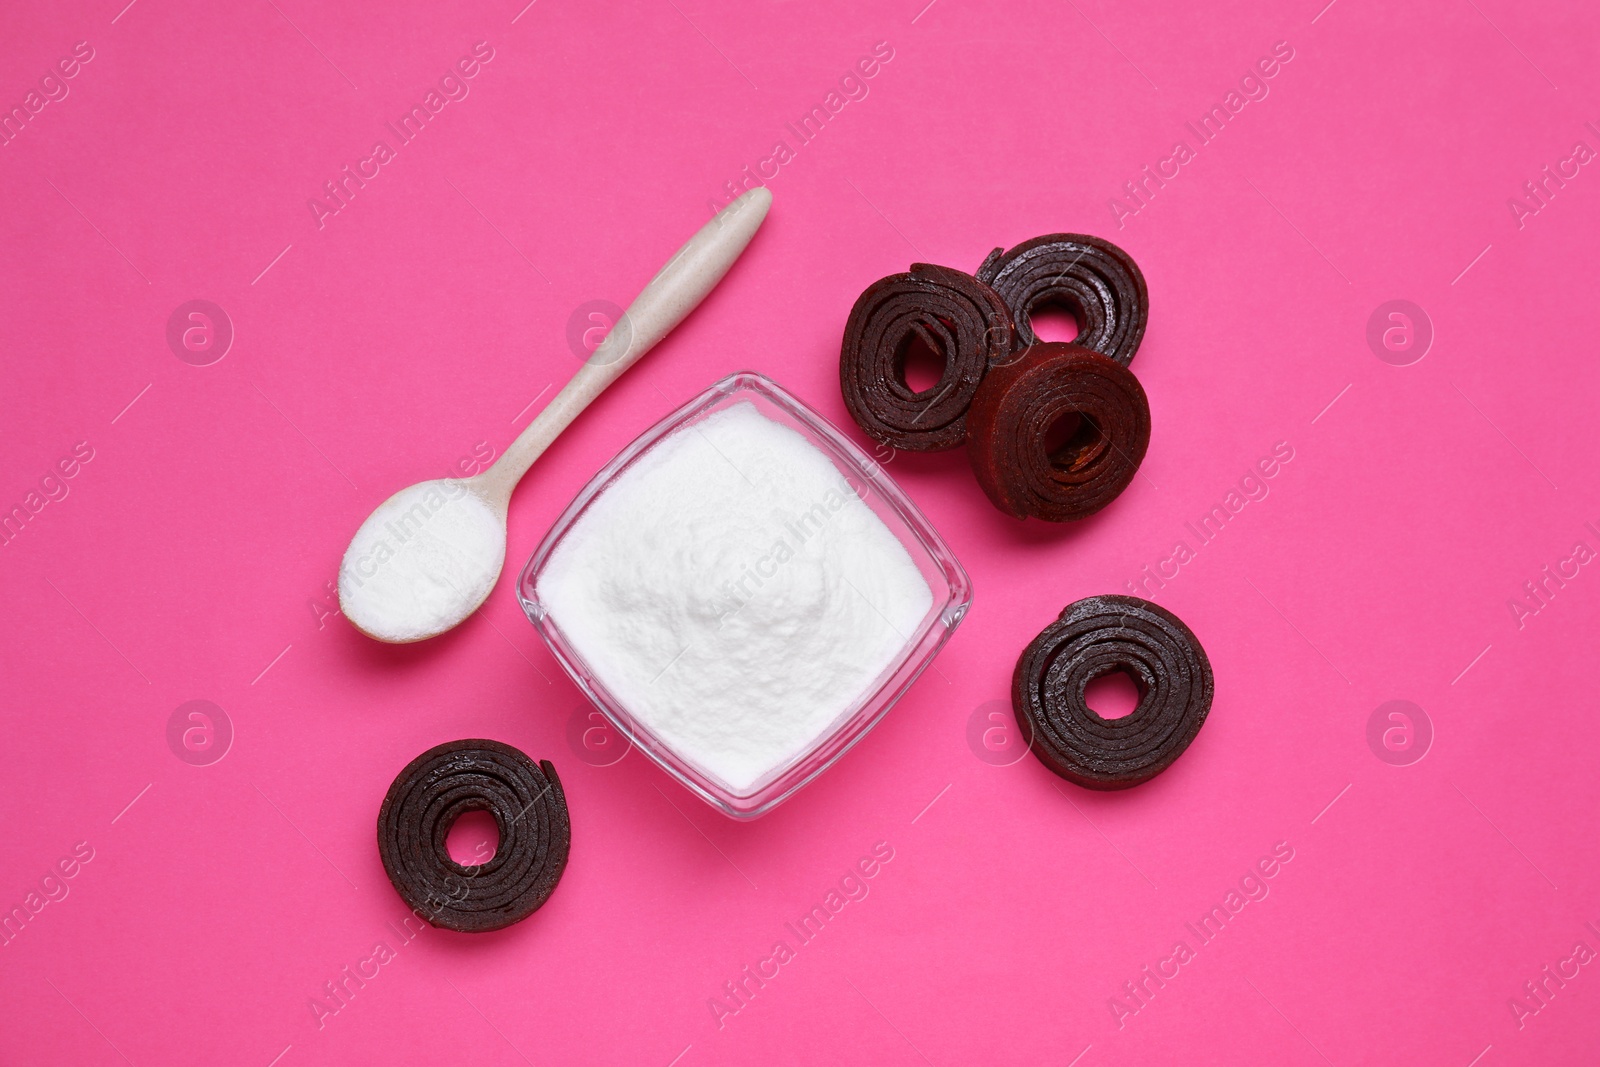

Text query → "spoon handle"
[478,187,773,506]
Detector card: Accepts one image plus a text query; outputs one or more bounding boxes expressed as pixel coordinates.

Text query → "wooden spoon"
[338,187,772,642]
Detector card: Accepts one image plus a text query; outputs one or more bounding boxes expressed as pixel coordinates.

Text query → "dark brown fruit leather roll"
[377,739,571,932]
[840,262,1017,451]
[1013,595,1212,790]
[965,343,1150,522]
[976,233,1148,365]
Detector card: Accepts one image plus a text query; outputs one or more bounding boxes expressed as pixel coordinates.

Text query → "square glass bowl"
[517,371,971,819]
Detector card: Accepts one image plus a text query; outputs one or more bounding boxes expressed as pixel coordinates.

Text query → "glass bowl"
[516,371,972,819]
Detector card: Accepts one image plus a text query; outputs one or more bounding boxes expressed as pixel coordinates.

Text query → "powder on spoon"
[339,480,505,642]
[536,401,933,794]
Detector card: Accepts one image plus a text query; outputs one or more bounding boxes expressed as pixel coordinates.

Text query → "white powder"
[537,401,933,795]
[339,480,506,642]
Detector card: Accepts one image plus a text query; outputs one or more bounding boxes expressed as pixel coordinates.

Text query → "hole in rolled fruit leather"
[1085,668,1144,719]
[1043,411,1104,471]
[1027,301,1081,343]
[895,329,946,394]
[446,808,499,867]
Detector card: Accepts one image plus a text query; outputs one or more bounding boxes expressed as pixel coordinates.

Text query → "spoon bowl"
[339,478,505,643]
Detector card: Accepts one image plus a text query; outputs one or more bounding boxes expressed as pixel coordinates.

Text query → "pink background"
[2,0,1597,1063]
